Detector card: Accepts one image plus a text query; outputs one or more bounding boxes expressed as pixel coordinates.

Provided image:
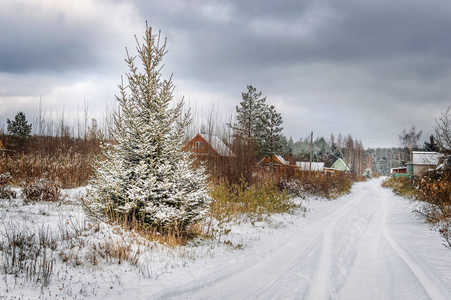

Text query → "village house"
[258,154,325,172]
[390,167,407,174]
[258,154,293,171]
[410,151,442,176]
[324,158,350,173]
[182,133,235,158]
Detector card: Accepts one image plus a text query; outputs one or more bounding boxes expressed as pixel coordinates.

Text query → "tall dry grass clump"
[271,169,354,199]
[210,178,299,224]
[0,151,95,188]
[0,135,99,188]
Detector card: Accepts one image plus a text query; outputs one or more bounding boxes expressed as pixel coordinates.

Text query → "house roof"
[331,158,350,171]
[198,133,235,157]
[412,151,442,166]
[275,155,289,165]
[296,162,325,171]
[257,154,289,166]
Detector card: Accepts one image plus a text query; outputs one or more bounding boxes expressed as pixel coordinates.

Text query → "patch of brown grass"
[0,150,95,188]
[210,178,298,224]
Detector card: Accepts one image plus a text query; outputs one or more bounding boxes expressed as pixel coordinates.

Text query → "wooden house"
[258,154,299,172]
[411,151,442,176]
[182,133,235,158]
[325,158,350,173]
[258,154,289,167]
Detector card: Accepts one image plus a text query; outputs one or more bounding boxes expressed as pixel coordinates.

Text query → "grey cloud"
[144,0,451,83]
[0,2,128,74]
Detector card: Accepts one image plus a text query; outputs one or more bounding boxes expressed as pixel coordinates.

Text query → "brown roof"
[183,133,235,157]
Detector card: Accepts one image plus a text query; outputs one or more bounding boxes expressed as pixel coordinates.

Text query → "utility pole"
[310,131,313,171]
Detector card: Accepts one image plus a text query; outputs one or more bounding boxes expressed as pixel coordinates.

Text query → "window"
[194,142,204,149]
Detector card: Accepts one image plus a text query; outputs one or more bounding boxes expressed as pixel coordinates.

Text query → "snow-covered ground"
[1,177,451,299]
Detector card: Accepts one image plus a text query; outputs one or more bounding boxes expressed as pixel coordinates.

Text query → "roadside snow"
[1,178,451,299]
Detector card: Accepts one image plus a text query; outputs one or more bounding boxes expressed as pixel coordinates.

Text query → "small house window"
[195,142,204,149]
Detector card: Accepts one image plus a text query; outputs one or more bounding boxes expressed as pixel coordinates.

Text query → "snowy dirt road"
[123,178,451,300]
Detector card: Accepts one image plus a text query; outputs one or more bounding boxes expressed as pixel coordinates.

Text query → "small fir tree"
[86,25,211,233]
[7,112,32,140]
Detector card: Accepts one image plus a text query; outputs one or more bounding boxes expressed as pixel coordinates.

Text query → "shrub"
[0,172,16,199]
[22,178,61,202]
[210,179,299,223]
[276,171,353,199]
[381,176,417,199]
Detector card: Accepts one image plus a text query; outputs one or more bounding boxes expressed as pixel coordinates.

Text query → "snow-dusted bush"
[86,25,211,233]
[0,172,16,199]
[276,171,353,199]
[278,179,304,197]
[22,178,61,202]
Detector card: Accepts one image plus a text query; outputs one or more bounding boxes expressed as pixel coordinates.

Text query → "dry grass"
[0,151,95,189]
[0,134,100,189]
[271,169,354,199]
[83,204,204,247]
[210,178,300,224]
[0,222,57,287]
[382,176,417,199]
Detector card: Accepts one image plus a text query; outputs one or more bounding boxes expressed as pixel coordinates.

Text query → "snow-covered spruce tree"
[86,26,211,233]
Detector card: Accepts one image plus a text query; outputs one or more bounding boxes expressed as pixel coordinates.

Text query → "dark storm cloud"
[0,1,131,74]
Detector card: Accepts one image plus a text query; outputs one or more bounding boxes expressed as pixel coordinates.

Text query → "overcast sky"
[1,0,450,148]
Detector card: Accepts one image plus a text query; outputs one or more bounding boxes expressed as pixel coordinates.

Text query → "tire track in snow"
[303,182,381,299]
[340,181,449,300]
[382,232,448,300]
[339,182,393,299]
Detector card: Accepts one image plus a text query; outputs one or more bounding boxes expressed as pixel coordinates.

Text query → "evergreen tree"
[7,112,32,140]
[258,104,283,157]
[232,85,267,150]
[423,135,439,152]
[87,25,211,233]
[280,135,294,158]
